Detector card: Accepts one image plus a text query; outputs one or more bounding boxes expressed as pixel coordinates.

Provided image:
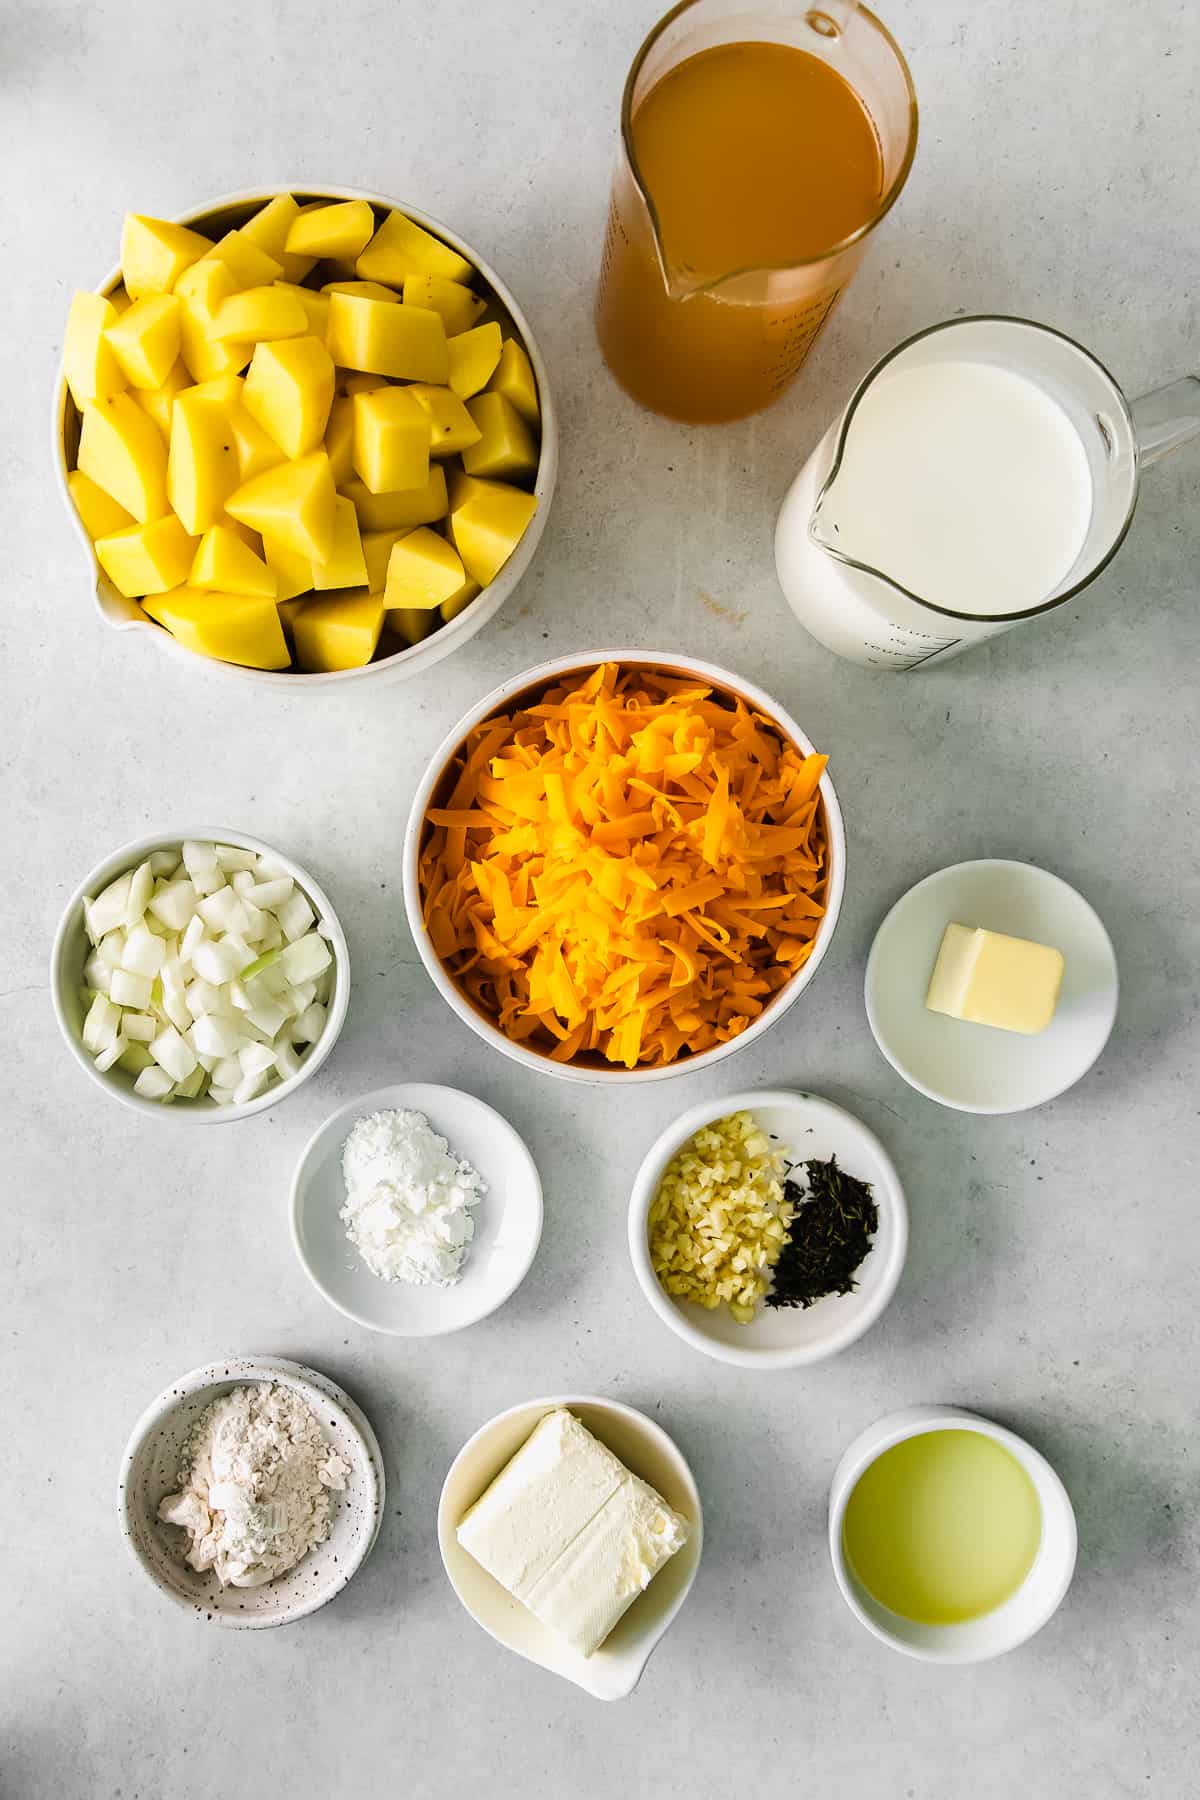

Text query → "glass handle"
[1130,375,1200,468]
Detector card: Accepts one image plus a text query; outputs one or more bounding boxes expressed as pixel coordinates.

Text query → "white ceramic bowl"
[290,1081,543,1336]
[404,651,846,1085]
[118,1356,386,1628]
[865,859,1119,1113]
[628,1088,907,1368]
[50,827,349,1121]
[828,1405,1078,1662]
[438,1394,703,1700]
[54,184,557,689]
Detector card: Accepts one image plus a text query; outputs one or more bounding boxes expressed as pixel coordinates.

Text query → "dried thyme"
[765,1155,878,1309]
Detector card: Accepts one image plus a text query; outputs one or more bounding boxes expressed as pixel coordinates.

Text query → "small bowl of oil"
[828,1405,1077,1663]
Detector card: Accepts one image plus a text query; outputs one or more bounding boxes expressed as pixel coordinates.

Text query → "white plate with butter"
[438,1396,703,1701]
[865,859,1118,1113]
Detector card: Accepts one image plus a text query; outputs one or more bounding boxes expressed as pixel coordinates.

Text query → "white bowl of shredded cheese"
[290,1083,543,1336]
[118,1357,385,1627]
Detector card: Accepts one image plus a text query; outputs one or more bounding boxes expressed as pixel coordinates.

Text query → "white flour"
[158,1382,350,1587]
[340,1108,486,1285]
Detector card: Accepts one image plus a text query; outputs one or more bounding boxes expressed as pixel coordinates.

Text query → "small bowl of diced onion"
[51,828,349,1120]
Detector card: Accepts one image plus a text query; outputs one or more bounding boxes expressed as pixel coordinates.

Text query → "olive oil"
[843,1430,1042,1625]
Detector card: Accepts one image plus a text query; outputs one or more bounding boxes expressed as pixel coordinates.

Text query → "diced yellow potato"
[209,229,284,289]
[446,467,492,513]
[311,495,368,590]
[325,394,356,485]
[241,194,316,283]
[77,394,169,522]
[360,527,408,594]
[489,337,540,426]
[226,451,336,563]
[446,321,503,400]
[190,523,277,597]
[108,286,132,315]
[402,274,486,337]
[384,527,465,610]
[449,477,538,586]
[120,215,212,300]
[286,199,375,261]
[211,286,308,342]
[352,387,431,494]
[406,383,482,457]
[327,292,448,382]
[274,280,330,338]
[260,531,314,601]
[95,514,198,597]
[340,373,388,397]
[142,588,290,669]
[242,336,335,458]
[322,279,398,303]
[64,292,125,408]
[292,589,384,672]
[276,595,306,644]
[167,383,241,534]
[227,397,286,483]
[389,606,438,646]
[68,469,134,540]
[128,358,190,443]
[357,210,473,285]
[103,294,181,390]
[341,466,448,532]
[175,259,247,382]
[440,573,481,623]
[462,392,538,481]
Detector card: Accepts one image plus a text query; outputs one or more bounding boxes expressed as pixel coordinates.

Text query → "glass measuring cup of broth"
[596,1,918,423]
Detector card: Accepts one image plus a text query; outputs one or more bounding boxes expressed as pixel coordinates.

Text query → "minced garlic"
[648,1111,792,1323]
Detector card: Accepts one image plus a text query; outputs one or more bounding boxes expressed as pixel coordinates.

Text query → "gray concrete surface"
[2,1,1197,1795]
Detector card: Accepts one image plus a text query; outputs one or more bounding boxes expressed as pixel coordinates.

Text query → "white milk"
[812,359,1094,616]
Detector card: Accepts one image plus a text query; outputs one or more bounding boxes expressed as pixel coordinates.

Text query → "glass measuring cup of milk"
[775,316,1200,669]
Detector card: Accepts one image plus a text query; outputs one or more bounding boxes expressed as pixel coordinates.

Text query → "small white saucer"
[291,1083,543,1336]
[865,860,1118,1114]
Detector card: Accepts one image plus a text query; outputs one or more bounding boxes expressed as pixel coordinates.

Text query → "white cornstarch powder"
[158,1382,351,1587]
[340,1108,486,1286]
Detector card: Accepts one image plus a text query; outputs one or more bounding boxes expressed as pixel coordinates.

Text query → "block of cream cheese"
[926,921,1064,1035]
[457,1408,689,1657]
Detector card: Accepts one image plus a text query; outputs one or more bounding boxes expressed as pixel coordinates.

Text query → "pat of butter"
[925,921,1064,1035]
[457,1409,689,1657]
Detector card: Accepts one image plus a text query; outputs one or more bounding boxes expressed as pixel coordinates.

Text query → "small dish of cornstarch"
[290,1084,544,1337]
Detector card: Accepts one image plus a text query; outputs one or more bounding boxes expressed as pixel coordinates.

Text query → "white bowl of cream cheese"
[438,1395,703,1700]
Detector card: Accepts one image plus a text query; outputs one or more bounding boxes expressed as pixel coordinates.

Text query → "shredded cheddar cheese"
[418,662,830,1070]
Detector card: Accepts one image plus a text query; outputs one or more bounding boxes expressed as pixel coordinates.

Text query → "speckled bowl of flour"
[118,1357,385,1627]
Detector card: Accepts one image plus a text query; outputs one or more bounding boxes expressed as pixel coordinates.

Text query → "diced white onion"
[216,844,257,872]
[238,1041,276,1078]
[122,923,166,977]
[293,1001,327,1045]
[94,1035,127,1073]
[79,843,334,1105]
[110,969,153,1010]
[280,932,332,984]
[134,1065,174,1099]
[83,993,121,1054]
[147,879,197,932]
[124,860,154,928]
[277,891,315,942]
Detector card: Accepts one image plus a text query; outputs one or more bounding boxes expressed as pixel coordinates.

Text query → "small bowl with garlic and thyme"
[627,1089,908,1369]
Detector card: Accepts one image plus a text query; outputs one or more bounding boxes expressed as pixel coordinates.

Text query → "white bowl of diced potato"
[54,187,557,686]
[50,828,349,1119]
